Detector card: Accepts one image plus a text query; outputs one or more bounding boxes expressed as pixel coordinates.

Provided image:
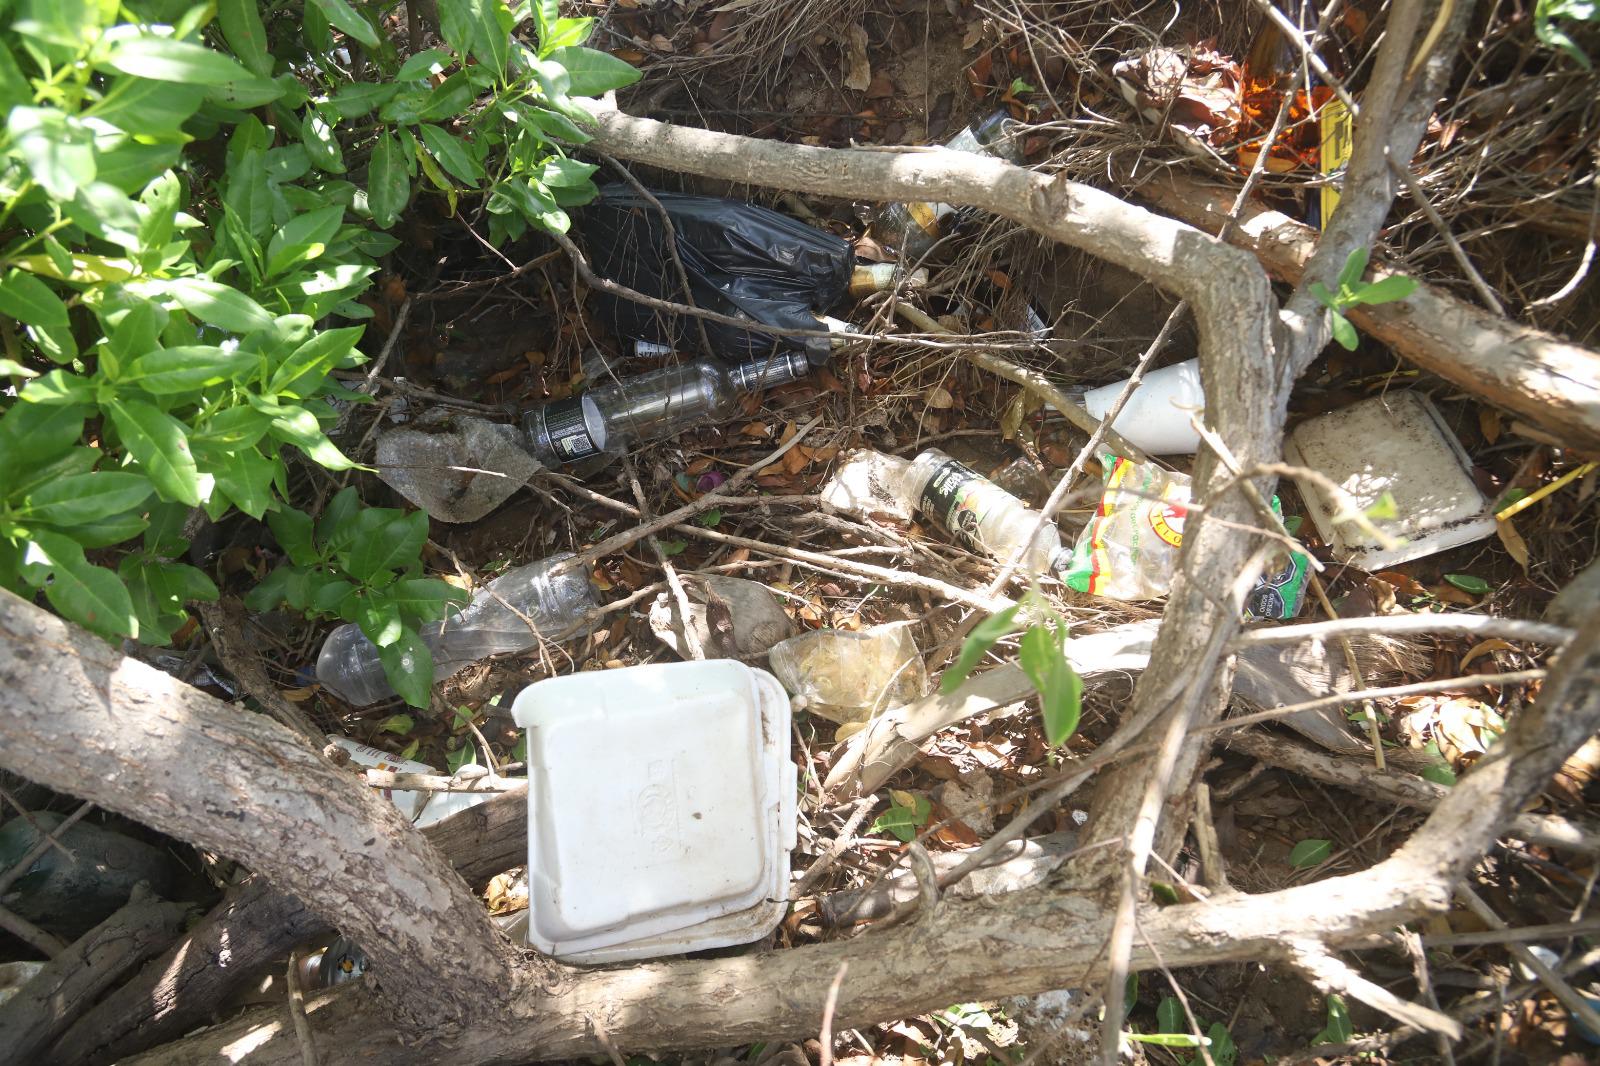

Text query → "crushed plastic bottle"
[524,327,847,468]
[902,448,1066,573]
[768,622,928,724]
[315,552,600,706]
[868,111,1025,259]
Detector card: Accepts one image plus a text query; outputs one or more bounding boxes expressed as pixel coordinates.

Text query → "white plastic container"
[1082,357,1206,455]
[510,659,796,963]
[327,735,494,827]
[1284,390,1496,570]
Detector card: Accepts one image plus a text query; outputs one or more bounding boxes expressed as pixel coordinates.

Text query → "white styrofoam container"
[511,660,796,963]
[1285,390,1496,570]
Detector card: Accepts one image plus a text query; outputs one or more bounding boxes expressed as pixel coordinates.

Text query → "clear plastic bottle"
[868,111,1025,259]
[900,449,1065,573]
[315,552,600,706]
[525,321,849,468]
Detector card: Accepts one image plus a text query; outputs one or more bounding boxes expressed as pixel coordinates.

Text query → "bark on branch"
[1141,171,1600,453]
[0,587,519,1036]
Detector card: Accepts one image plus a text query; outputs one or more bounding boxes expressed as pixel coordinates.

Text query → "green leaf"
[7,106,96,199]
[539,156,598,188]
[1444,573,1491,595]
[697,508,723,528]
[310,0,381,48]
[1008,77,1036,94]
[0,269,69,329]
[526,106,591,144]
[18,369,93,405]
[162,277,275,333]
[1207,1023,1237,1066]
[1156,997,1184,1035]
[544,46,642,95]
[243,565,292,611]
[107,399,202,506]
[1019,624,1083,747]
[27,531,138,638]
[1349,274,1417,306]
[268,325,364,398]
[1311,994,1353,1046]
[268,507,320,566]
[218,0,274,76]
[940,603,1021,694]
[1124,1033,1203,1049]
[418,71,474,120]
[1307,280,1337,312]
[379,628,434,708]
[23,472,153,525]
[1328,309,1358,350]
[316,485,362,553]
[366,132,410,229]
[380,712,415,734]
[1336,246,1369,292]
[446,738,477,773]
[1288,838,1332,869]
[265,205,345,276]
[0,403,85,472]
[417,124,485,184]
[102,37,258,85]
[385,576,469,622]
[1419,761,1457,786]
[540,16,593,52]
[311,577,356,613]
[209,445,279,518]
[355,594,405,647]
[193,405,271,449]
[122,557,218,643]
[345,510,429,583]
[93,78,205,135]
[396,47,453,80]
[869,794,931,842]
[658,538,687,556]
[301,108,347,174]
[1364,491,1399,521]
[126,345,254,394]
[0,359,36,379]
[261,402,358,470]
[326,82,398,119]
[143,501,191,555]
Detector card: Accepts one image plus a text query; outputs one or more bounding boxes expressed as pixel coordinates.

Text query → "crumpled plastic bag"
[1063,455,1306,620]
[579,186,852,362]
[374,413,539,523]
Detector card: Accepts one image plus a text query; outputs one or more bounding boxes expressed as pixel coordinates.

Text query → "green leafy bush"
[244,487,468,707]
[1308,248,1417,351]
[0,0,636,698]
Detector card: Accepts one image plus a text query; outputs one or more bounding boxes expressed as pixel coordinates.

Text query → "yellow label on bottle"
[1319,98,1354,229]
[906,200,941,237]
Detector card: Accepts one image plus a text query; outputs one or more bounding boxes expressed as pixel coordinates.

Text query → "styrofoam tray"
[1285,390,1495,570]
[511,660,794,961]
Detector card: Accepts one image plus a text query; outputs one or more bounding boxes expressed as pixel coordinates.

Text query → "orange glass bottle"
[1237,0,1337,175]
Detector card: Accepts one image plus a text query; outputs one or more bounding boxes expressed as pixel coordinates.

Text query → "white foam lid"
[511,659,794,960]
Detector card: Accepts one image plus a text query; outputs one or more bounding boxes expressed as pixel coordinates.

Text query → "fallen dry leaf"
[1497,518,1530,571]
[843,23,871,92]
[281,687,317,702]
[649,33,674,53]
[1479,407,1502,443]
[740,421,769,437]
[927,385,955,410]
[1461,638,1515,671]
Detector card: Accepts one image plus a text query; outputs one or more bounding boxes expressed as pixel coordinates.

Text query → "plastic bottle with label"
[525,320,849,468]
[868,111,1024,259]
[900,448,1066,573]
[315,552,600,706]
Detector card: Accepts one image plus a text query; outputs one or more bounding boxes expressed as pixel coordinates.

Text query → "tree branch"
[0,588,519,1037]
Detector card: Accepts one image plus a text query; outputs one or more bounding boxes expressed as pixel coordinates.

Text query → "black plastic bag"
[578,186,852,363]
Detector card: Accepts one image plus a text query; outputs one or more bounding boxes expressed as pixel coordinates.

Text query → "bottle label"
[542,397,601,461]
[731,353,808,393]
[918,458,993,553]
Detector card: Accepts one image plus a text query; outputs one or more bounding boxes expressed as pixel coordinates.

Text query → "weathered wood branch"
[0,587,520,1037]
[0,890,191,1061]
[52,788,530,1066]
[1141,172,1600,453]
